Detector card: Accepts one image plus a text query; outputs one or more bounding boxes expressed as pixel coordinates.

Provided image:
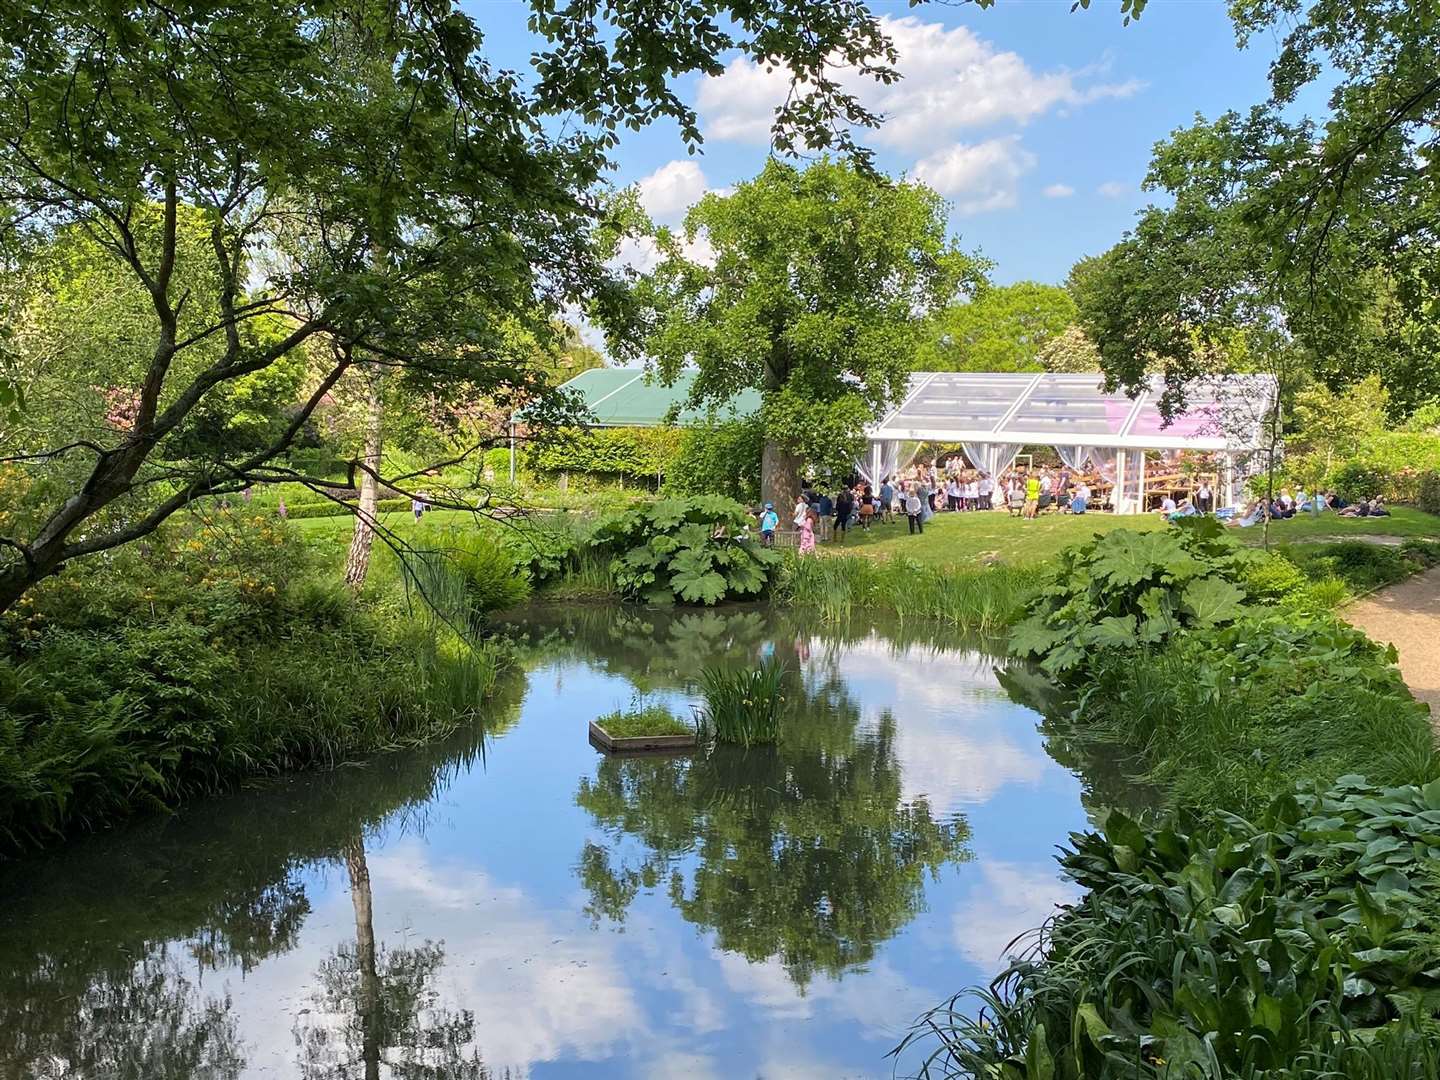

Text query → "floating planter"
[588,706,697,754]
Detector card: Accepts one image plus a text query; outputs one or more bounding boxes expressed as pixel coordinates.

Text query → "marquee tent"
[540,368,1277,512]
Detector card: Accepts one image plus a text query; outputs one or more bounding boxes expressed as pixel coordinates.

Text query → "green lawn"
[823,506,1440,568]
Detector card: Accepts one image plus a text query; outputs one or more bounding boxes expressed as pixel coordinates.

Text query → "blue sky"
[464,1,1286,286]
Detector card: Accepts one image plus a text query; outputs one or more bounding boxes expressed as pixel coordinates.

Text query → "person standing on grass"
[905,486,924,534]
[793,493,809,532]
[1023,471,1040,520]
[834,486,854,542]
[879,476,895,523]
[979,472,994,511]
[1197,481,1213,514]
[759,502,778,547]
[798,508,817,555]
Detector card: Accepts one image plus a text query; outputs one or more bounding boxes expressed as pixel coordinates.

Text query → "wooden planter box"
[588,721,697,754]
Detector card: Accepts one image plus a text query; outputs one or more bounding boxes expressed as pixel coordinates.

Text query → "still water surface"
[0,606,1123,1079]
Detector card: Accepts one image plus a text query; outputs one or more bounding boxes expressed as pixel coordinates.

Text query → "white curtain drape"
[960,442,1021,478]
[1056,445,1089,471]
[856,439,903,487]
[1088,447,1118,482]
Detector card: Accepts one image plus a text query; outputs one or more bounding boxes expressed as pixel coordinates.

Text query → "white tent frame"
[863,372,1276,513]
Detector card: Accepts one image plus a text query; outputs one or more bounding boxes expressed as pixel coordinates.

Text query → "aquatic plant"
[894,778,1440,1079]
[694,660,786,747]
[773,552,1040,634]
[593,705,692,739]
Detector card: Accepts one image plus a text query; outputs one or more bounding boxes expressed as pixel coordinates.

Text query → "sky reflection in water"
[0,607,1099,1079]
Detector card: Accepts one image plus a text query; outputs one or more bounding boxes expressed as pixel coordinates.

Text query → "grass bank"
[0,510,507,857]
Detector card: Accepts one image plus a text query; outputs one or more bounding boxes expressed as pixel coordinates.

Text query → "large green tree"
[0,0,907,614]
[640,158,987,507]
[1063,0,1439,417]
[916,281,1075,373]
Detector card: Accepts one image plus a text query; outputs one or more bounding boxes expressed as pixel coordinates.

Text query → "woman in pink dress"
[798,509,817,555]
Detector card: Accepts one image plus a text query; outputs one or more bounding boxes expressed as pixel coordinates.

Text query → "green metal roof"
[553,368,761,427]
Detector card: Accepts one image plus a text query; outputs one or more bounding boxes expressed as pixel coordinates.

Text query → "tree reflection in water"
[575,649,973,988]
[293,835,500,1080]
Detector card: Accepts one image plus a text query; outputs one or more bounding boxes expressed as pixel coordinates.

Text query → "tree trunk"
[345,836,382,1080]
[344,370,385,588]
[761,439,804,514]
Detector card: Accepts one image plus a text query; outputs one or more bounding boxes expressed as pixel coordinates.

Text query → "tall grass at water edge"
[694,660,787,748]
[773,552,1042,633]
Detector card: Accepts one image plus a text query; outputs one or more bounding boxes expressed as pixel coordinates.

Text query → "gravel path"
[1346,565,1440,726]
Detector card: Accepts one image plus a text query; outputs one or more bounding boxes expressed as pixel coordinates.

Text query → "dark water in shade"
[0,605,1136,1080]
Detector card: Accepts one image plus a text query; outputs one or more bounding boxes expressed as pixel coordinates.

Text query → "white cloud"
[611,227,716,277]
[1043,183,1075,198]
[1097,180,1128,198]
[913,137,1036,215]
[697,16,1141,153]
[952,861,1083,967]
[635,159,709,220]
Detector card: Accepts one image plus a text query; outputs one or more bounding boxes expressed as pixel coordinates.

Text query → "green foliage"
[527,425,683,483]
[902,779,1440,1079]
[590,496,780,605]
[1010,518,1256,675]
[917,282,1077,373]
[593,705,692,739]
[640,157,989,499]
[664,416,765,503]
[1328,433,1440,504]
[695,660,786,747]
[1280,540,1440,597]
[1420,472,1440,516]
[773,551,1041,635]
[283,497,411,520]
[0,513,503,854]
[406,524,532,615]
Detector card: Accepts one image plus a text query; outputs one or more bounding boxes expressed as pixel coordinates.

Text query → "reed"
[773,552,1041,634]
[693,660,787,747]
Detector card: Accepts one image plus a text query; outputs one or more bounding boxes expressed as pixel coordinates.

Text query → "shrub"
[664,416,764,503]
[694,660,786,747]
[1419,470,1440,515]
[1241,550,1308,602]
[283,496,410,520]
[899,779,1440,1079]
[0,513,504,854]
[590,496,780,605]
[406,524,532,614]
[1010,517,1257,676]
[1328,432,1440,503]
[527,425,683,484]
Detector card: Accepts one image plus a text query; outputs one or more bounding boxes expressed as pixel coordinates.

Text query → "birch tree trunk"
[344,369,385,588]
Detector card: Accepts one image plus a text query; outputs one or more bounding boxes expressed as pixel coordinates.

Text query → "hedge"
[526,426,683,480]
[1327,432,1440,503]
[283,497,411,520]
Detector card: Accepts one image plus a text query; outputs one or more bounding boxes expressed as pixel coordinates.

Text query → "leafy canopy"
[639,158,988,480]
[917,282,1077,373]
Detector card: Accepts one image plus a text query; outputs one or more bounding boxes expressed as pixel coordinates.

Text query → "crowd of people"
[751,454,1395,549]
[754,458,1108,548]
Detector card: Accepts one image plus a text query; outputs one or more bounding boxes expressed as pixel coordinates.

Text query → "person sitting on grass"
[1071,481,1090,515]
[1159,494,1176,516]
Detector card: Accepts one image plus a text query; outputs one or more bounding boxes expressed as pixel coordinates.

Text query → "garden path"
[1346,565,1440,727]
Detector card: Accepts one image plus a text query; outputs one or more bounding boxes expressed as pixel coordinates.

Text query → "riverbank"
[904,517,1440,1077]
[0,511,507,857]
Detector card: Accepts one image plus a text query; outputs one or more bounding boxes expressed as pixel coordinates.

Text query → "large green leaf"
[671,567,728,604]
[1181,577,1246,626]
[1009,614,1063,658]
[723,558,767,595]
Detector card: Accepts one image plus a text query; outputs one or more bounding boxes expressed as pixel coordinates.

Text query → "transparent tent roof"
[547,368,1275,452]
[873,371,1275,451]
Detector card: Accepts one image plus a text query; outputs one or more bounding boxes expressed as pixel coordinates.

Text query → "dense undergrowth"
[903,518,1440,1078]
[0,510,505,856]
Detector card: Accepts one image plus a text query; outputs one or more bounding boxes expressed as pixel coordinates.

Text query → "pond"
[0,605,1133,1079]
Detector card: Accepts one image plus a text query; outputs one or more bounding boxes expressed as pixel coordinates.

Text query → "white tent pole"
[1138,451,1147,513]
[1116,450,1127,514]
